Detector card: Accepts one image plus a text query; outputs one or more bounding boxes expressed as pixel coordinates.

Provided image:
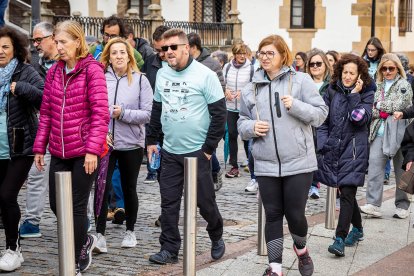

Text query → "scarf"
[0,58,18,113]
[337,80,356,94]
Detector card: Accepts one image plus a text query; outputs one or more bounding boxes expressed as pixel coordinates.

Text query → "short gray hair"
[33,22,54,35]
[211,50,228,65]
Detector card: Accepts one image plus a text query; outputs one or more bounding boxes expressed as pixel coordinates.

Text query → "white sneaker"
[121,230,137,248]
[93,233,108,253]
[0,248,23,272]
[360,204,382,217]
[393,208,409,219]
[245,179,258,194]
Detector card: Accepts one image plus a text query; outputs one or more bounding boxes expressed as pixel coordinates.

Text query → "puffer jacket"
[237,66,328,177]
[224,59,253,111]
[314,81,375,187]
[106,66,153,150]
[369,74,413,142]
[7,62,44,157]
[33,54,110,159]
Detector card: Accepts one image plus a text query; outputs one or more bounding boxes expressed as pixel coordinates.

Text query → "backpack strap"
[224,63,231,80]
[93,44,103,61]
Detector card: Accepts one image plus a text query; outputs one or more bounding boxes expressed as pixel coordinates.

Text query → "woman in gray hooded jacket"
[238,35,328,276]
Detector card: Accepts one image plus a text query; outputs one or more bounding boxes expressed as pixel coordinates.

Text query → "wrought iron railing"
[53,16,234,47]
[53,16,152,41]
[164,21,233,46]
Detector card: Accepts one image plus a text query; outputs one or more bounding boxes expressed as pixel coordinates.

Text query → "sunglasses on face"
[309,62,323,68]
[161,44,186,52]
[30,35,52,44]
[381,66,396,73]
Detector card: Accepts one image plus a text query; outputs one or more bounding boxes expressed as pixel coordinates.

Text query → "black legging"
[96,148,143,234]
[0,157,33,251]
[336,186,362,240]
[227,110,239,168]
[257,173,312,264]
[49,156,97,263]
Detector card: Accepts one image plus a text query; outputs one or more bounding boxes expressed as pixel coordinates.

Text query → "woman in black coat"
[0,26,43,272]
[315,54,375,257]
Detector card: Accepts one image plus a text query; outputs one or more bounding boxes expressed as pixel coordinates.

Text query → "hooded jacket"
[314,81,375,187]
[6,62,44,157]
[106,66,153,150]
[238,66,328,177]
[133,37,155,63]
[33,54,110,159]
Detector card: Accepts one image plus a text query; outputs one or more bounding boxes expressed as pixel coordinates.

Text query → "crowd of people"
[0,14,414,276]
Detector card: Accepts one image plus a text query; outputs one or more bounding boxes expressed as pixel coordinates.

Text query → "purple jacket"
[106,67,153,149]
[34,54,110,158]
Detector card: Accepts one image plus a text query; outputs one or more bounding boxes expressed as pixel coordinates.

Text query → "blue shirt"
[154,60,224,154]
[0,112,9,159]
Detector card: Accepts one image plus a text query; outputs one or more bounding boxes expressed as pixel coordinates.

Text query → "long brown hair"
[100,37,139,85]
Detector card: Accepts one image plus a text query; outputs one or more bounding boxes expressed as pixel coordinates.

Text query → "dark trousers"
[0,157,33,250]
[49,156,97,263]
[97,148,143,234]
[257,173,312,263]
[227,110,239,168]
[159,149,223,255]
[336,186,362,240]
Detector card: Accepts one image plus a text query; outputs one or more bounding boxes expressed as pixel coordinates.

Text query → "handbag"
[398,166,414,194]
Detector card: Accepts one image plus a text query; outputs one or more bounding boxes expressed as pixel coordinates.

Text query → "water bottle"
[150,144,161,170]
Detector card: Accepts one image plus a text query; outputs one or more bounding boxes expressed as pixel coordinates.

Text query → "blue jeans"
[0,0,8,27]
[385,159,391,175]
[109,162,125,209]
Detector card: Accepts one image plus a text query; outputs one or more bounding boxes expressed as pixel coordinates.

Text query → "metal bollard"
[55,172,75,275]
[257,194,267,255]
[325,187,337,229]
[183,157,198,276]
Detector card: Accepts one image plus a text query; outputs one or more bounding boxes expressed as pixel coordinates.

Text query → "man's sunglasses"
[309,62,323,68]
[381,66,396,73]
[161,44,186,52]
[30,35,52,44]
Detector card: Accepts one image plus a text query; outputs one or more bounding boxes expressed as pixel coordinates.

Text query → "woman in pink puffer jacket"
[33,21,109,274]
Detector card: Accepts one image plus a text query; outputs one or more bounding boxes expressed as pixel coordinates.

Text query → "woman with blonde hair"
[33,20,110,274]
[93,37,152,253]
[238,34,328,276]
[360,53,413,219]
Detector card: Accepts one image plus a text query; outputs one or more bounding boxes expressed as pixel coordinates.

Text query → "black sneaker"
[149,250,178,264]
[211,238,225,260]
[294,246,314,276]
[79,234,97,272]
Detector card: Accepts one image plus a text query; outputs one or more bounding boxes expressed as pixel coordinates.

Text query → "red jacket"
[33,54,110,159]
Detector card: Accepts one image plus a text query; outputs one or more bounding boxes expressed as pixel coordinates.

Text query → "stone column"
[126,8,139,19]
[227,10,243,44]
[40,0,55,23]
[144,4,163,42]
[117,0,129,17]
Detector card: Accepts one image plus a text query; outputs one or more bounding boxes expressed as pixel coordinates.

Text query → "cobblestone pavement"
[0,141,397,275]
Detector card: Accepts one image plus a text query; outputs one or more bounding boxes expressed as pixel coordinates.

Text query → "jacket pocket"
[12,127,25,154]
[295,127,307,156]
[78,119,89,144]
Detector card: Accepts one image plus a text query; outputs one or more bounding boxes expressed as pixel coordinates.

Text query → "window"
[129,0,151,18]
[399,0,413,33]
[290,0,315,29]
[193,0,231,22]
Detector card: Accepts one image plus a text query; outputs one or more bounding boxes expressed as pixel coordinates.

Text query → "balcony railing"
[163,21,233,46]
[53,16,234,47]
[53,16,152,41]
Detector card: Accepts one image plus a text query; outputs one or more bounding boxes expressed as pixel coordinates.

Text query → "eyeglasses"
[380,66,396,73]
[257,51,275,59]
[30,35,52,44]
[102,33,118,40]
[309,62,323,68]
[161,44,186,52]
